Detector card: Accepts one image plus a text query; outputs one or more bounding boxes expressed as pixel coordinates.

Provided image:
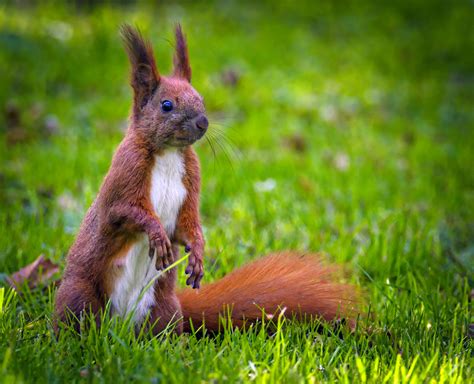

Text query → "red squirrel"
[54,24,360,334]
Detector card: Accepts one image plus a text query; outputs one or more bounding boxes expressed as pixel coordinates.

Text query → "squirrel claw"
[185,259,204,289]
[155,258,164,270]
[149,229,173,271]
[186,271,204,289]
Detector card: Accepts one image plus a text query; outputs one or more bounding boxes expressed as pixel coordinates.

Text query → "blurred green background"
[0,0,473,382]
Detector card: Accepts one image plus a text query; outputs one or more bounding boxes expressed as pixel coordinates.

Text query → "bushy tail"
[178,252,362,332]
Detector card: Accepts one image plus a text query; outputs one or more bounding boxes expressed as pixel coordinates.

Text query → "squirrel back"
[178,252,361,332]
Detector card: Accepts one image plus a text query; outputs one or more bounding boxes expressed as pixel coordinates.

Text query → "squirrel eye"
[161,100,173,112]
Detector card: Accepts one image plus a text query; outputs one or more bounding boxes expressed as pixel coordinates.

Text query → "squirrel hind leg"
[149,291,183,335]
[54,277,104,333]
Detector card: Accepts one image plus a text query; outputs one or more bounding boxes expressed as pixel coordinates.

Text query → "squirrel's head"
[121,24,208,149]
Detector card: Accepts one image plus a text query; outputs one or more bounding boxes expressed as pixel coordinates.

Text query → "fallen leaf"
[7,255,60,290]
[79,368,90,378]
[5,101,28,145]
[221,68,241,87]
[283,133,307,153]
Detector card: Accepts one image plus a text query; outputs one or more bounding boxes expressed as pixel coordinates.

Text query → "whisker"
[204,129,240,173]
[205,135,218,165]
[208,125,240,151]
[214,130,240,151]
[210,121,239,134]
[209,134,236,171]
[208,129,241,161]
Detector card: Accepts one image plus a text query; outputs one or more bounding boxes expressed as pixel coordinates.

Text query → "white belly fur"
[109,149,187,323]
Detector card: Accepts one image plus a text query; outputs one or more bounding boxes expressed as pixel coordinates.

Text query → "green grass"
[1,1,473,382]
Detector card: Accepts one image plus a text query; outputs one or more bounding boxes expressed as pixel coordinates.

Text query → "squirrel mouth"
[176,137,195,144]
[171,135,202,147]
[173,129,206,146]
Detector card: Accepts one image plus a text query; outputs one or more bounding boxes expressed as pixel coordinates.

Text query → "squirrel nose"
[195,115,208,131]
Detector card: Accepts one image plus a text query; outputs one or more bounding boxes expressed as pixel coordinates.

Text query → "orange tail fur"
[178,252,361,332]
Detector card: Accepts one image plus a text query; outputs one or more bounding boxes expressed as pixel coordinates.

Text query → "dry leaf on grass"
[7,254,60,290]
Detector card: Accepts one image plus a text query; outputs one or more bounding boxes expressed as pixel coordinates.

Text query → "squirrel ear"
[120,24,160,114]
[173,24,191,82]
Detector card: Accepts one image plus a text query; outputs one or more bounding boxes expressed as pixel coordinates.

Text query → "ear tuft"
[120,24,159,113]
[173,24,192,82]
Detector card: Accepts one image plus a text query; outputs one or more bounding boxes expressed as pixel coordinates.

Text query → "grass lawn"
[0,1,473,382]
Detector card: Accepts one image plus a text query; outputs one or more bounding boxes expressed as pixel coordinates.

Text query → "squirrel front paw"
[184,244,204,289]
[148,226,173,270]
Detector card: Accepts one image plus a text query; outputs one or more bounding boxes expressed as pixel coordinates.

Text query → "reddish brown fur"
[175,147,204,286]
[178,252,361,332]
[121,25,160,117]
[173,24,192,82]
[55,24,205,332]
[54,24,362,334]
